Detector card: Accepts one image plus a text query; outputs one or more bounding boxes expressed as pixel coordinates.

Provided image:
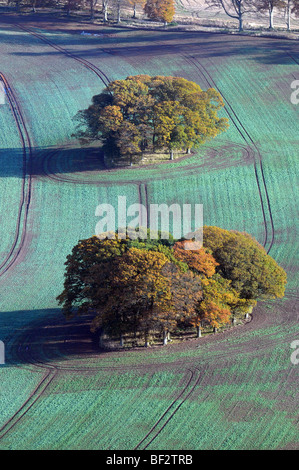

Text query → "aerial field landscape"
[0,3,298,452]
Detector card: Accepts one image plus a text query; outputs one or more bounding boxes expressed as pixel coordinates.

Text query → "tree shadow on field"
[2,308,107,367]
[0,139,256,181]
[0,145,106,178]
[9,37,299,66]
[0,12,297,66]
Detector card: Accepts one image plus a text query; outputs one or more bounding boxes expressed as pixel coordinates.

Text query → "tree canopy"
[73,75,229,166]
[144,0,176,24]
[57,226,286,347]
[202,226,287,299]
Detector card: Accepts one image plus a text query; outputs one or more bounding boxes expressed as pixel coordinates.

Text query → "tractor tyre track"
[134,367,203,450]
[0,73,33,277]
[16,24,111,89]
[185,54,275,254]
[0,331,58,442]
[1,29,294,448]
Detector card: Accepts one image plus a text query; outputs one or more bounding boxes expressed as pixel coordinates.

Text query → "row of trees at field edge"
[57,226,287,348]
[5,0,299,31]
[5,0,176,25]
[208,0,299,32]
[73,75,229,166]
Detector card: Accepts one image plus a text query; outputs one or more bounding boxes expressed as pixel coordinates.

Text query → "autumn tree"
[57,234,203,347]
[58,226,286,347]
[90,247,173,347]
[191,274,256,335]
[173,240,218,278]
[56,235,129,320]
[144,0,175,24]
[74,75,228,166]
[160,263,203,343]
[202,226,287,300]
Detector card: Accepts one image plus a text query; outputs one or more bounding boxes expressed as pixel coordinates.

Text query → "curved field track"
[0,73,32,276]
[0,16,298,450]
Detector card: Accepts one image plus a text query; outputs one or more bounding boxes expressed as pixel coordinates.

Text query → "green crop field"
[0,18,298,450]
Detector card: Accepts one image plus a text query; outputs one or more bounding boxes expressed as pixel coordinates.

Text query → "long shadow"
[7,36,299,66]
[0,12,298,65]
[0,145,106,178]
[1,308,104,367]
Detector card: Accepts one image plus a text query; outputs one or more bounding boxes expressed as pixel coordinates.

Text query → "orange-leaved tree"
[173,240,218,278]
[144,0,175,24]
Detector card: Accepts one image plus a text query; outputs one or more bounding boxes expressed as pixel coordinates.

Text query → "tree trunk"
[133,3,136,18]
[231,316,236,326]
[170,149,174,160]
[269,6,274,29]
[286,1,291,31]
[239,14,243,32]
[90,1,95,21]
[196,324,202,338]
[99,331,105,348]
[117,3,121,23]
[163,330,168,346]
[186,148,191,154]
[103,1,108,22]
[213,327,217,333]
[120,333,124,347]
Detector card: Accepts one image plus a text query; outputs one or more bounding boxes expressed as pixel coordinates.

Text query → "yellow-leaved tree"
[144,0,175,25]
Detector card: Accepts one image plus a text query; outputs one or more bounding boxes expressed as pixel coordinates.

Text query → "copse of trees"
[73,75,229,166]
[57,226,287,348]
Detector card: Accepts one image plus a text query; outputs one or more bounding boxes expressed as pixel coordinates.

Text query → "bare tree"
[283,0,299,30]
[206,0,253,31]
[88,0,98,20]
[255,0,285,29]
